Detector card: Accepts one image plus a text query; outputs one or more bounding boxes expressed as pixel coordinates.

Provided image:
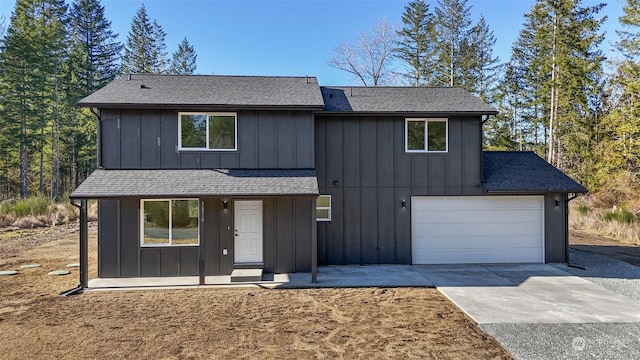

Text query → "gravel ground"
[555,248,640,302]
[482,248,640,360]
[481,323,640,360]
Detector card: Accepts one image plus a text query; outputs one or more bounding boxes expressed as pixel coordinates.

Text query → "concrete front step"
[230,268,263,282]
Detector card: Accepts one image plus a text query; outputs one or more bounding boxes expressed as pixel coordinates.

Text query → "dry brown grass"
[0,199,97,229]
[570,200,640,245]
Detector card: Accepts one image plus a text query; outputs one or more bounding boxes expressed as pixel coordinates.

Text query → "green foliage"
[396,0,435,86]
[0,196,51,217]
[121,4,168,74]
[603,207,636,224]
[578,204,589,215]
[169,37,197,75]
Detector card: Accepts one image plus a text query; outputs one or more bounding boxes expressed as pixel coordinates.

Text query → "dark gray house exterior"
[71,74,586,287]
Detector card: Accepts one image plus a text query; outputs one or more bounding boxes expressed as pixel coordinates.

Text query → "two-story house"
[70,74,586,288]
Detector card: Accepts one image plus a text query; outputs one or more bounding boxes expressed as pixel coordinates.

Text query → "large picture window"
[141,199,199,246]
[179,112,237,151]
[405,118,448,152]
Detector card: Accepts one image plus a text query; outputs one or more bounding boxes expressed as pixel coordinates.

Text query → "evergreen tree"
[0,0,68,198]
[122,4,167,74]
[466,15,501,102]
[493,0,605,186]
[432,0,473,87]
[169,37,197,75]
[594,0,640,186]
[151,19,168,73]
[69,0,122,97]
[396,0,435,86]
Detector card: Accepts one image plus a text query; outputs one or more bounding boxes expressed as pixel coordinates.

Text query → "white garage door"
[411,196,544,264]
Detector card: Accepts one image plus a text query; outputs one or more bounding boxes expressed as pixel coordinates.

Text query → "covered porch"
[68,168,319,293]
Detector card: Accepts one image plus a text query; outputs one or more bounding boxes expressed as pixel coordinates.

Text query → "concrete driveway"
[414,263,640,324]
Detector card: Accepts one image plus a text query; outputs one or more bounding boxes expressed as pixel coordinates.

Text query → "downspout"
[61,198,89,296]
[565,193,585,270]
[89,108,102,169]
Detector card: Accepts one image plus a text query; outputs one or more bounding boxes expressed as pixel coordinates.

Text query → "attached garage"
[411,196,545,264]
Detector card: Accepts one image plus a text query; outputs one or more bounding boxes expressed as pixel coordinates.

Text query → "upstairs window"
[179,112,237,151]
[405,118,448,152]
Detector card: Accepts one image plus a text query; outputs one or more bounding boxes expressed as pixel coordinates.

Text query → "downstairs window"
[141,199,199,246]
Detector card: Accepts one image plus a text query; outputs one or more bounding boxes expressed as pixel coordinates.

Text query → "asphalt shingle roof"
[77,75,325,109]
[483,151,587,193]
[320,86,498,114]
[70,169,319,198]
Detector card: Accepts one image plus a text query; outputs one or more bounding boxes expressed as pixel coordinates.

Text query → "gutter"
[89,108,102,169]
[60,198,89,296]
[565,192,586,270]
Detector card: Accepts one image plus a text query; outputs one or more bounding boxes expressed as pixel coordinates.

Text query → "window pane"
[317,209,329,220]
[181,115,207,148]
[172,200,199,245]
[209,115,236,149]
[143,201,170,245]
[317,195,330,207]
[407,121,425,150]
[427,121,447,151]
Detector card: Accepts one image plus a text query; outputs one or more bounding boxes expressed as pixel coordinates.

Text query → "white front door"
[234,200,263,264]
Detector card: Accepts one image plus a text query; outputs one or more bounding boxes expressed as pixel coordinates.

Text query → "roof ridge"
[124,74,318,79]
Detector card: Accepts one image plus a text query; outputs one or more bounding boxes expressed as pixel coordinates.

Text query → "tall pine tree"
[0,0,68,198]
[432,0,473,87]
[169,37,197,75]
[122,4,167,74]
[396,0,435,86]
[594,0,640,187]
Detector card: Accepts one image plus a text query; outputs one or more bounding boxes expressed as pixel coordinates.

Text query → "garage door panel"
[412,197,542,211]
[412,196,544,264]
[414,222,543,237]
[412,209,542,224]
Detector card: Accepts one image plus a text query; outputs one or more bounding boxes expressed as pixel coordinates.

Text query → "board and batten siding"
[98,197,313,278]
[314,115,483,265]
[99,109,315,169]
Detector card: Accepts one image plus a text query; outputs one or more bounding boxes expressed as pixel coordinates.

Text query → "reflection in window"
[405,118,448,152]
[179,112,237,150]
[142,199,199,246]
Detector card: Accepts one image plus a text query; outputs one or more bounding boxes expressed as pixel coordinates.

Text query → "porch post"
[311,197,318,283]
[79,199,88,288]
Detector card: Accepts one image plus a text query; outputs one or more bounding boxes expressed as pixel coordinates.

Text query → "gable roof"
[483,151,587,193]
[70,169,319,198]
[77,74,325,110]
[320,86,498,115]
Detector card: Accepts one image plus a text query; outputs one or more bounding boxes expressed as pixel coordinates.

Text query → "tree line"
[1,0,638,202]
[331,0,639,196]
[0,0,198,200]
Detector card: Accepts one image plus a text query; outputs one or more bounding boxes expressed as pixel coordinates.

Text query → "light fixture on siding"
[401,200,406,209]
[223,200,229,212]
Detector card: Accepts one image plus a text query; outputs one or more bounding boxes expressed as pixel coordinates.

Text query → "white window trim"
[404,118,449,153]
[140,198,200,247]
[178,112,238,151]
[317,195,332,222]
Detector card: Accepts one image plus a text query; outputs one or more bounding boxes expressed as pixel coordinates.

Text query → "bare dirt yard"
[0,223,511,360]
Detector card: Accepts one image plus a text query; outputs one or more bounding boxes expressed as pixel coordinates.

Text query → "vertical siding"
[119,199,139,277]
[315,114,483,265]
[120,110,141,169]
[545,193,567,263]
[99,109,315,170]
[98,200,118,277]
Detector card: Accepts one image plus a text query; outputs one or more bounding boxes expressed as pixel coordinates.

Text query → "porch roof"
[70,169,319,199]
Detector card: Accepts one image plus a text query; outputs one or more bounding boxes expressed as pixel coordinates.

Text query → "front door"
[234,200,263,264]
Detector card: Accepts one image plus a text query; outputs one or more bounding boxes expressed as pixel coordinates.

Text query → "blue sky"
[0,0,626,85]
